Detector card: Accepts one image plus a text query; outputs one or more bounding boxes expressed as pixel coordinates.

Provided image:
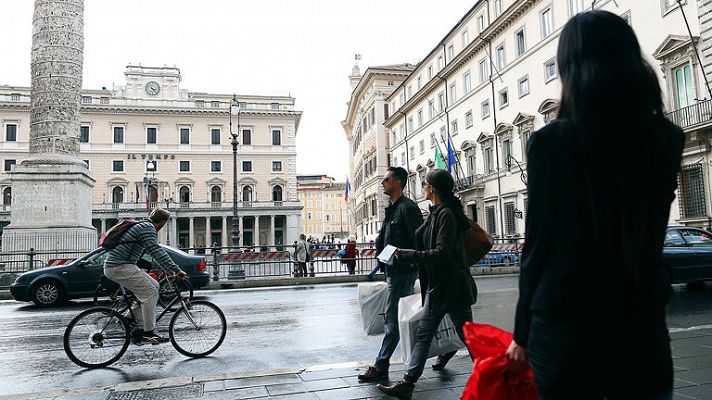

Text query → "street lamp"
[229,95,245,279]
[229,95,241,248]
[505,155,528,186]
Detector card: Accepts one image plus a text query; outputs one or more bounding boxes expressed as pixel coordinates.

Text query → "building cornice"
[384,0,539,124]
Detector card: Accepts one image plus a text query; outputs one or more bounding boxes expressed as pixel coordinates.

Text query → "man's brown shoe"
[432,350,457,371]
[357,365,387,381]
[376,381,414,400]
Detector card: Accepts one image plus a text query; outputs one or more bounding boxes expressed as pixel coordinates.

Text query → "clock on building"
[145,81,160,96]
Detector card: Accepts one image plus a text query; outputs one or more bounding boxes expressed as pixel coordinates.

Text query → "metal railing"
[0,238,525,289]
[455,175,485,192]
[666,99,712,130]
[92,200,301,211]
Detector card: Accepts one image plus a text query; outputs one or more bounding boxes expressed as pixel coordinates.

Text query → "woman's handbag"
[464,218,494,265]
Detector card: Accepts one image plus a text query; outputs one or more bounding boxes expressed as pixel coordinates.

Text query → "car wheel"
[31,280,65,306]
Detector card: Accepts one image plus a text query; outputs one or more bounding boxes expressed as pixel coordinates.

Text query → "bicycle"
[93,269,193,310]
[64,277,227,369]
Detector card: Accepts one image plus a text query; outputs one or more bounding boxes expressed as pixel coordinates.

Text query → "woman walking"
[506,11,684,400]
[376,169,477,400]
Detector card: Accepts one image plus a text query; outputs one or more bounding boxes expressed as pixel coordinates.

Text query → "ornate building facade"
[0,65,303,251]
[297,175,350,240]
[342,63,415,241]
[382,0,701,238]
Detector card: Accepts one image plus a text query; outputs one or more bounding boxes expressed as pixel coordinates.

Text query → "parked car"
[475,251,519,267]
[664,226,712,284]
[9,245,209,306]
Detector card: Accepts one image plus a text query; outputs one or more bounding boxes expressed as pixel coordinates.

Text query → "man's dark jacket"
[374,195,423,277]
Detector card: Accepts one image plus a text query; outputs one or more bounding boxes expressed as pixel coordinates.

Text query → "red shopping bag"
[461,322,539,400]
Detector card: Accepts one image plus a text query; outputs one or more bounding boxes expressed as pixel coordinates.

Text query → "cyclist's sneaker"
[141,332,170,345]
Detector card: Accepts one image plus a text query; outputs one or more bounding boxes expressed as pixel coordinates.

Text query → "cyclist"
[103,208,187,345]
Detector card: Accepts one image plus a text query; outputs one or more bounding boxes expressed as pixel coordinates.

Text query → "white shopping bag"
[397,293,465,366]
[358,282,388,335]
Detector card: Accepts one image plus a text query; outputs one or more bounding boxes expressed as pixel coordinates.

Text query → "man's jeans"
[374,272,418,371]
[403,303,472,382]
[104,264,160,332]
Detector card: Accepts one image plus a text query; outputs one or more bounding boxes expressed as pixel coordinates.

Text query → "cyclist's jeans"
[104,264,160,332]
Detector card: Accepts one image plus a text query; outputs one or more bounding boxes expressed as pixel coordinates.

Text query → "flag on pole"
[434,145,446,169]
[344,178,351,203]
[135,182,139,203]
[145,185,150,209]
[447,137,457,173]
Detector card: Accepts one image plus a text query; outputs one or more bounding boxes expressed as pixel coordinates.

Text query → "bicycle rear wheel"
[64,307,130,369]
[169,300,226,358]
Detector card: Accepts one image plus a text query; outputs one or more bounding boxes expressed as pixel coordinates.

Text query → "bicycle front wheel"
[64,307,130,369]
[159,278,193,310]
[169,300,226,358]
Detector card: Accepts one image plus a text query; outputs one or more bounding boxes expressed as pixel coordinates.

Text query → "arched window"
[210,185,222,203]
[179,185,191,203]
[3,187,11,206]
[112,186,124,203]
[272,185,283,202]
[242,185,253,202]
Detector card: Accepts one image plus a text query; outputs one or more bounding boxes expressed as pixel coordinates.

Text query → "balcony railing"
[455,175,485,192]
[666,99,712,130]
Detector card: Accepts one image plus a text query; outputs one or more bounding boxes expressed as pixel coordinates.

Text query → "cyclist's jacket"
[103,220,180,273]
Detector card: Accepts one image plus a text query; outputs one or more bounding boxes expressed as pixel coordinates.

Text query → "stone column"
[100,219,106,234]
[221,216,228,248]
[188,217,194,250]
[206,216,212,246]
[239,216,244,247]
[254,215,260,247]
[269,215,275,247]
[3,0,97,253]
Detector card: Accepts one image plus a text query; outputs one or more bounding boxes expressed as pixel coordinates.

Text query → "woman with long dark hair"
[376,168,477,400]
[506,11,684,399]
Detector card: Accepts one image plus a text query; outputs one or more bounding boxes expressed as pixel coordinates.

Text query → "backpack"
[463,218,494,265]
[99,220,140,250]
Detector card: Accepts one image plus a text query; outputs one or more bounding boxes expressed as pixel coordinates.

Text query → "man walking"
[358,167,423,381]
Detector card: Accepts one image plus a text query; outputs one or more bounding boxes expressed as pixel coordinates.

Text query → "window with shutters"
[679,163,707,218]
[485,205,496,235]
[211,128,221,145]
[146,127,157,144]
[113,126,124,143]
[505,202,516,234]
[80,125,90,143]
[5,124,17,142]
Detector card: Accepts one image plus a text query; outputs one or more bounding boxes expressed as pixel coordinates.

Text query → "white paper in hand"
[377,244,398,266]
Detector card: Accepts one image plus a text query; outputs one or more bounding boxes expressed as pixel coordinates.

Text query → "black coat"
[375,195,423,277]
[399,204,477,314]
[513,118,684,347]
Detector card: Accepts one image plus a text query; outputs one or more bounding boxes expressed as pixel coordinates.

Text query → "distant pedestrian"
[358,167,423,382]
[343,236,357,275]
[505,11,684,400]
[376,169,477,400]
[295,234,308,278]
[308,239,316,277]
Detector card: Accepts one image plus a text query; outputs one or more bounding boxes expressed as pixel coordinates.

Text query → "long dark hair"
[426,169,468,231]
[556,11,667,287]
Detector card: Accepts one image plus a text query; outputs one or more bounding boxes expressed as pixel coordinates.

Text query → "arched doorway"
[272,185,283,202]
[147,185,158,205]
[112,186,124,203]
[242,186,253,202]
[3,187,11,206]
[211,185,222,203]
[179,185,190,205]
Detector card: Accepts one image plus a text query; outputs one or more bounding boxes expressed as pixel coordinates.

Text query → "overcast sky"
[0,0,475,181]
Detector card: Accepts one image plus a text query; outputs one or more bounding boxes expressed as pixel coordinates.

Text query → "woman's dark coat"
[399,204,477,314]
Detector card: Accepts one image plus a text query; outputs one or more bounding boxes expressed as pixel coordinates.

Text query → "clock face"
[145,81,160,96]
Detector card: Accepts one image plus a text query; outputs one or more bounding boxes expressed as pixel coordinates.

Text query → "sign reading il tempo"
[127,154,176,160]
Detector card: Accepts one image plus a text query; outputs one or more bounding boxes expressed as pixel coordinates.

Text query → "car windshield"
[84,249,109,267]
[680,229,712,246]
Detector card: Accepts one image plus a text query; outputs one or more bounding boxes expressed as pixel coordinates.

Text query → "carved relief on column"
[30,0,84,157]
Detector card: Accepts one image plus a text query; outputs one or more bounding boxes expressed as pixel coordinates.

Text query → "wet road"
[0,276,710,397]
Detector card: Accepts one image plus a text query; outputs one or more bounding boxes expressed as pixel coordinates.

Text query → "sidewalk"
[4,328,712,400]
